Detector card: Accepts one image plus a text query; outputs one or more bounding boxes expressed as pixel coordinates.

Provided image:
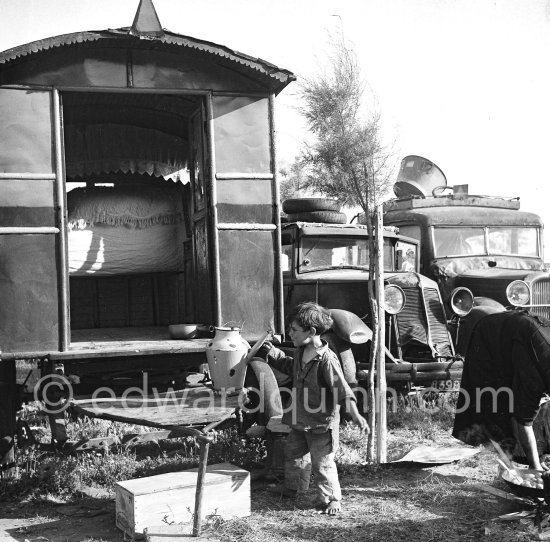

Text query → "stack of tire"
[282,198,346,224]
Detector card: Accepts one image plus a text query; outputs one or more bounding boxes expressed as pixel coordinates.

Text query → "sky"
[2,0,550,251]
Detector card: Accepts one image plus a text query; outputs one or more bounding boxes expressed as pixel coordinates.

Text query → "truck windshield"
[488,227,539,256]
[433,226,539,258]
[299,236,395,272]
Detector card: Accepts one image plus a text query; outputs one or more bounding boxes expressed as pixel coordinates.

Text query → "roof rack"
[384,194,521,212]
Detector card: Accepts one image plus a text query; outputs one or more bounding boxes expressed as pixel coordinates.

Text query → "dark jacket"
[453,310,550,446]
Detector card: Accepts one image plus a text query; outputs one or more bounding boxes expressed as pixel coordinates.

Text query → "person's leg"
[307,430,342,514]
[281,428,310,496]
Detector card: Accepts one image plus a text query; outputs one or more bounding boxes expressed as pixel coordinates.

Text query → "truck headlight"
[449,287,474,317]
[384,285,405,315]
[506,280,531,306]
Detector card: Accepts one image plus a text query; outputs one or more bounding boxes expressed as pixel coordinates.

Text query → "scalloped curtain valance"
[64,123,188,179]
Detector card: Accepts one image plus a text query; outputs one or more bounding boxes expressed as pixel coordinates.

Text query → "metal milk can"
[205,326,249,392]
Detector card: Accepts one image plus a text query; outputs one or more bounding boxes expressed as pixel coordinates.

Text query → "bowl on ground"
[168,324,198,340]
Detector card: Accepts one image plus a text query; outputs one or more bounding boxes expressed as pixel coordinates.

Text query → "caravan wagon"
[0,1,294,440]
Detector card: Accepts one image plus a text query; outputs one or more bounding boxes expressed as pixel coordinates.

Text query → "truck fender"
[322,331,358,385]
[329,308,372,344]
[242,360,284,430]
[473,297,507,311]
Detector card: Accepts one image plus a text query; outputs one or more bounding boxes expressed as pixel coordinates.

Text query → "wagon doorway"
[62,91,211,344]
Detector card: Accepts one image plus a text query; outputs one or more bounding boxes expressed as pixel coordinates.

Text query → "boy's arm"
[345,398,369,432]
[257,342,294,375]
[322,356,369,432]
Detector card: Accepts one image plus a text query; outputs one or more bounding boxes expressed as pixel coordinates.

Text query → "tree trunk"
[366,210,377,463]
[375,204,387,463]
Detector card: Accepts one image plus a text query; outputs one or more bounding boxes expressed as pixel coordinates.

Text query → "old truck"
[280,216,468,386]
[383,155,550,351]
[0,0,295,458]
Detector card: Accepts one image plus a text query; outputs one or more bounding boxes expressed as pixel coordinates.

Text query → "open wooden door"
[210,94,283,339]
[189,101,213,325]
[0,87,67,354]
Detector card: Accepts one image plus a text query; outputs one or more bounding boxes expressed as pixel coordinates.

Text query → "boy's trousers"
[284,427,341,503]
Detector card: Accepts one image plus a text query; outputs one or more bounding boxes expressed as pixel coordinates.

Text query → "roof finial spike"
[130,0,164,38]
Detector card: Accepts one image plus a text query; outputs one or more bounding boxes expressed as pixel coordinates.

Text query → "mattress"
[68,222,184,275]
[67,184,186,276]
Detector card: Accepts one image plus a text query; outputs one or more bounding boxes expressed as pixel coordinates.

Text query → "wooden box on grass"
[115,462,250,538]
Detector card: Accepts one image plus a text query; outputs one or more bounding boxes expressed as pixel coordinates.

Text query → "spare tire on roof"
[283,198,342,214]
[286,210,347,224]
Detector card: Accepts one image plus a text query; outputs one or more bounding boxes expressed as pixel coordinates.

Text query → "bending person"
[453,309,550,470]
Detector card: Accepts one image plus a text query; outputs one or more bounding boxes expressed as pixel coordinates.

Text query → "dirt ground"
[0,455,541,542]
[0,499,122,542]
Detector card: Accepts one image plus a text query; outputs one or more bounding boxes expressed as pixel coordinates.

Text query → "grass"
[1,403,266,503]
[0,392,541,541]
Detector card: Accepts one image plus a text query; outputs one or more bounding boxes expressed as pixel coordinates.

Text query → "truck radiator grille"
[396,287,453,357]
[531,279,550,320]
[423,288,453,357]
[396,289,428,345]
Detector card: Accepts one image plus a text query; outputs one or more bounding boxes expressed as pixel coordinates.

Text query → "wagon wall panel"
[0,235,59,352]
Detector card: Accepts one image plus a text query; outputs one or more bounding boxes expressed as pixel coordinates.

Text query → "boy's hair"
[287,302,333,335]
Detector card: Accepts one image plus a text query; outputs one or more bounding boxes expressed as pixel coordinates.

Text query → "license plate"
[430,379,460,391]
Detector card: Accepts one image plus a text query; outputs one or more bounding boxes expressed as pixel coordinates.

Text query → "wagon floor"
[51,326,210,359]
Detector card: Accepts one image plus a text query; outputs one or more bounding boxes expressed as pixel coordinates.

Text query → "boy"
[258,302,368,515]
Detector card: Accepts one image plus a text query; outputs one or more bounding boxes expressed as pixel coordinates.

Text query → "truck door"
[0,88,67,353]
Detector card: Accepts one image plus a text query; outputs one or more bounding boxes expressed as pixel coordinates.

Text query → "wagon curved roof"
[0,27,295,93]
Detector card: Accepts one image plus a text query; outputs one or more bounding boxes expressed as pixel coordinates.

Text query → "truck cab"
[383,157,550,347]
[281,220,462,382]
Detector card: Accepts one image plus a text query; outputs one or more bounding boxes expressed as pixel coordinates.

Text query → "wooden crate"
[115,462,250,538]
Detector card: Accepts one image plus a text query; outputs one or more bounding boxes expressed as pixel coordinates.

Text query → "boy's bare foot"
[323,501,341,515]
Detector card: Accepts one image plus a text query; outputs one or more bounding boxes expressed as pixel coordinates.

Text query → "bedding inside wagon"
[66,178,191,331]
[67,182,186,276]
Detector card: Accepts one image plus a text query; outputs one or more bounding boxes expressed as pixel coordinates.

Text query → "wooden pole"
[0,358,16,478]
[366,210,376,463]
[192,436,211,536]
[375,204,387,463]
